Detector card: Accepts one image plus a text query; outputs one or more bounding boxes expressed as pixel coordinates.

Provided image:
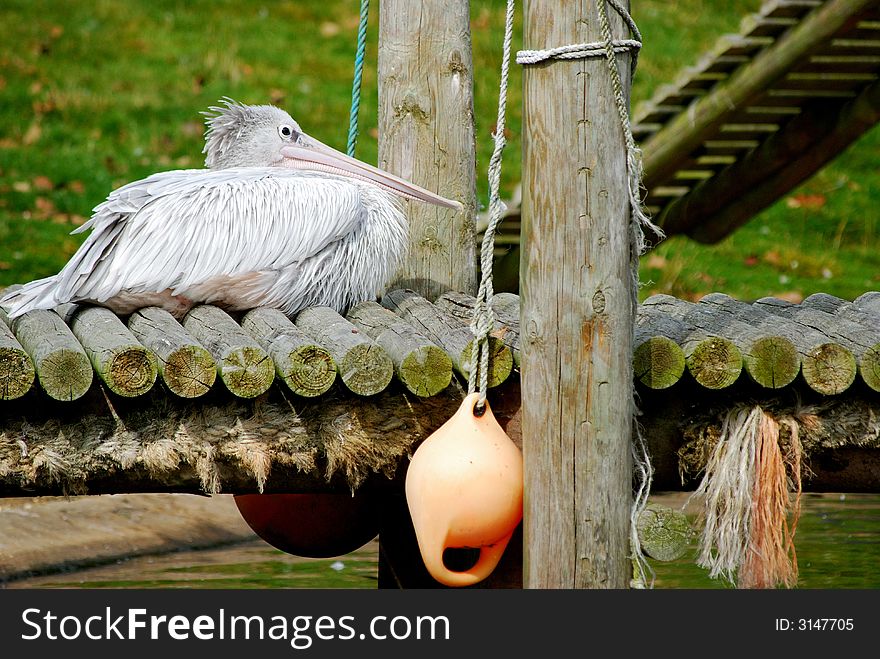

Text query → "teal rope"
[347,0,370,157]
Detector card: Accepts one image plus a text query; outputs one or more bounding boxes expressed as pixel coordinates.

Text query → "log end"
[636,505,693,562]
[162,344,217,399]
[461,336,514,389]
[104,346,159,398]
[38,347,93,401]
[687,337,742,389]
[338,343,394,396]
[283,344,337,398]
[0,346,35,400]
[399,345,454,397]
[859,345,880,393]
[801,343,857,396]
[633,337,686,389]
[744,336,800,389]
[218,346,275,398]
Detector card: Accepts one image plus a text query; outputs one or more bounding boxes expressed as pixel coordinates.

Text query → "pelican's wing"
[5,168,368,315]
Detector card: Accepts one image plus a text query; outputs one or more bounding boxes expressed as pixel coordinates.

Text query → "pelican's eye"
[279,125,295,141]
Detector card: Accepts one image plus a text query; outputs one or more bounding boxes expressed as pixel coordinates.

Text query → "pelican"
[1,99,458,319]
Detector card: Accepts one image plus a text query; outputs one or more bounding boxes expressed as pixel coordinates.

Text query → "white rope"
[468,0,516,410]
[516,39,641,65]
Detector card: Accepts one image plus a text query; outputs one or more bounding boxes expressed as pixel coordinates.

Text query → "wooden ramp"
[635,0,880,243]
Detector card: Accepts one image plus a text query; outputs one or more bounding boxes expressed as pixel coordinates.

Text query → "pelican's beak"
[280,136,463,210]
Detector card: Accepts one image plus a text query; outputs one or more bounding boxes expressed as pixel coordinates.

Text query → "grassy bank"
[0,0,876,301]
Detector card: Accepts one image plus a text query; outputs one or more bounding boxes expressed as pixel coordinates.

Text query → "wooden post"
[520,1,635,587]
[378,0,478,299]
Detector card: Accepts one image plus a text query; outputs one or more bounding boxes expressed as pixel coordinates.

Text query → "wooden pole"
[520,0,635,588]
[378,0,478,299]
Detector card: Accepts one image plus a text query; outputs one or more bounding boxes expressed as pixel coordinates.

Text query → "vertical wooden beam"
[378,0,478,299]
[520,0,634,587]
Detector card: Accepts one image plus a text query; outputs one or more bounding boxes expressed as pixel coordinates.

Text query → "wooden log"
[642,294,800,389]
[642,0,877,190]
[182,305,274,399]
[754,296,880,392]
[700,293,856,395]
[0,310,35,400]
[661,78,880,242]
[295,306,393,397]
[520,0,634,588]
[66,306,158,398]
[3,309,92,401]
[378,0,477,300]
[346,301,452,398]
[128,307,217,399]
[434,291,522,367]
[640,295,743,389]
[381,289,513,388]
[633,307,687,390]
[241,308,336,399]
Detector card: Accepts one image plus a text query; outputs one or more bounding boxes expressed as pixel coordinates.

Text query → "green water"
[7,493,879,589]
[649,492,880,589]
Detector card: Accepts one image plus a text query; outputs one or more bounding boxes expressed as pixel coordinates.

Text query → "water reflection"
[6,493,879,589]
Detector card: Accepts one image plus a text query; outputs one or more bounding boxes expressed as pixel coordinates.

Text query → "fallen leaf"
[646,254,667,269]
[69,214,87,226]
[29,81,42,95]
[0,262,10,271]
[270,88,286,105]
[786,194,826,210]
[68,180,85,194]
[12,181,31,193]
[34,196,56,217]
[743,254,759,267]
[368,127,379,139]
[762,250,782,266]
[50,25,63,38]
[32,175,53,190]
[320,21,340,37]
[772,291,804,304]
[22,121,42,145]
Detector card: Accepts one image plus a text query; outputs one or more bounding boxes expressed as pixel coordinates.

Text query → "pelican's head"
[202,97,461,209]
[203,98,302,169]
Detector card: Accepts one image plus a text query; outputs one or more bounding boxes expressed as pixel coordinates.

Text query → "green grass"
[0,0,877,303]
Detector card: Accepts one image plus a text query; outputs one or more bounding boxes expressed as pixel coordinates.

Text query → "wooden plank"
[0,310,35,400]
[129,306,217,399]
[182,305,275,399]
[642,0,878,189]
[520,0,633,588]
[68,306,158,398]
[377,0,477,300]
[295,306,393,397]
[241,308,336,399]
[3,309,92,401]
[346,301,453,397]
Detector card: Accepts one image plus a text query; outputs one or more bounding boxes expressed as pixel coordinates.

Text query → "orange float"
[405,392,523,587]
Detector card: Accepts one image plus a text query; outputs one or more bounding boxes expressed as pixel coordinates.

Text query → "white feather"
[2,167,407,318]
